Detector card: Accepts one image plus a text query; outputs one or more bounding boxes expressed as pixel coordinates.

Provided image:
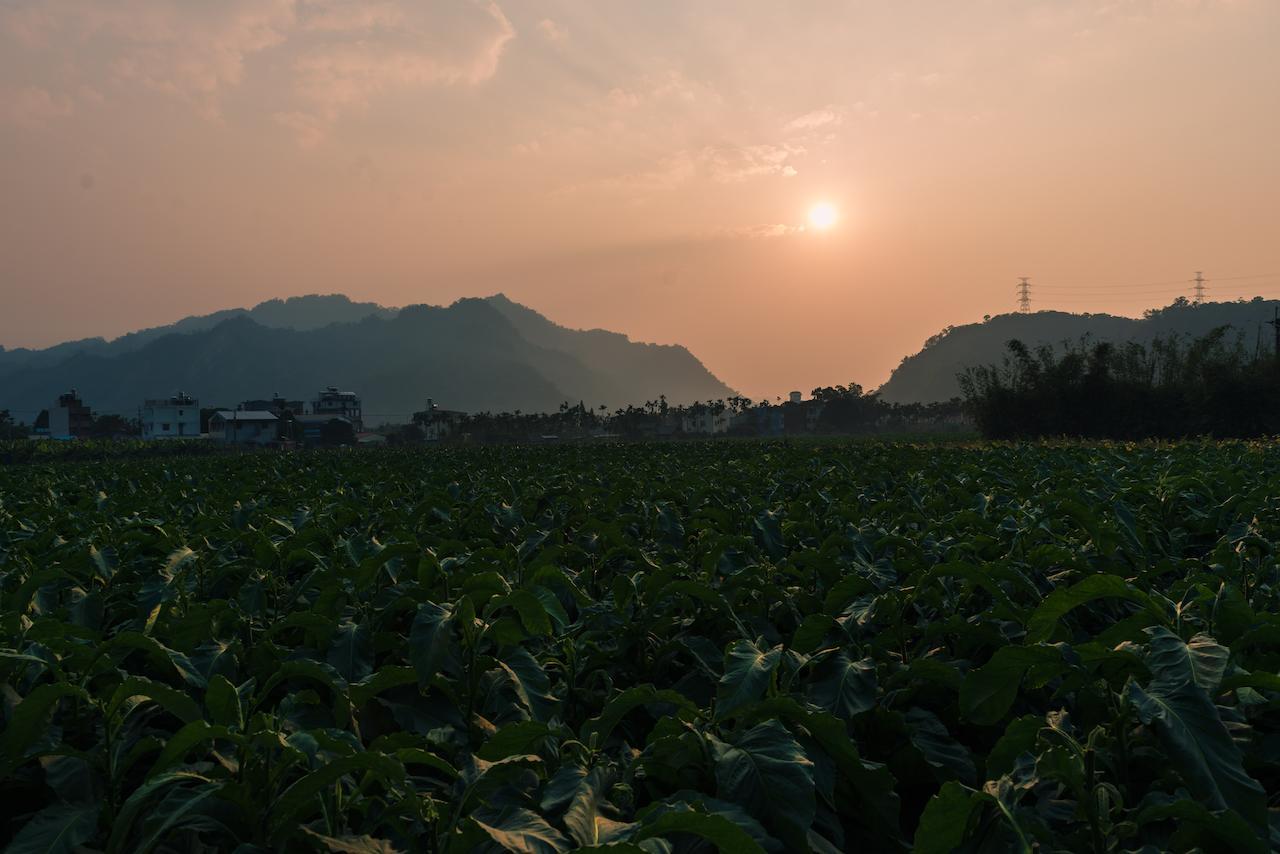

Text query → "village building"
[140,392,199,439]
[292,414,356,446]
[680,407,732,435]
[208,410,277,445]
[313,387,362,432]
[413,398,465,441]
[730,405,785,437]
[239,394,305,418]
[48,390,92,439]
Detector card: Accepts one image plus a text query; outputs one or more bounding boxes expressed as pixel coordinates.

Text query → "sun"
[807,202,838,230]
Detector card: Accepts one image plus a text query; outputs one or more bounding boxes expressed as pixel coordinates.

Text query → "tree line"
[959,325,1280,439]
[394,390,967,445]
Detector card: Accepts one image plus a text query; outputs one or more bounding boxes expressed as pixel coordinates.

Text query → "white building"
[141,393,200,439]
[415,398,465,441]
[208,410,278,445]
[48,390,92,439]
[681,408,732,435]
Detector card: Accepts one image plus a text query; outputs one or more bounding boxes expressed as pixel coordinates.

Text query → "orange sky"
[2,0,1278,399]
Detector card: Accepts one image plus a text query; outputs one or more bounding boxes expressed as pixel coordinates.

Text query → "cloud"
[2,85,73,128]
[589,152,699,194]
[537,18,567,44]
[2,0,296,118]
[301,1,404,32]
[282,0,515,143]
[703,143,804,183]
[719,223,805,239]
[606,70,719,110]
[0,0,517,138]
[784,107,843,132]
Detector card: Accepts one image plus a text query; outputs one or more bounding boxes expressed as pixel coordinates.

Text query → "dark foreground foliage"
[960,326,1280,439]
[2,440,1279,852]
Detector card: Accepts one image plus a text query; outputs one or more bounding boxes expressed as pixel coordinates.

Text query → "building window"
[162,423,170,431]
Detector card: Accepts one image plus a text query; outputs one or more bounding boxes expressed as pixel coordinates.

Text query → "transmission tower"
[1016,278,1031,313]
[1193,271,1206,304]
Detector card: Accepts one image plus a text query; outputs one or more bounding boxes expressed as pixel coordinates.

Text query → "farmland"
[2,440,1279,852]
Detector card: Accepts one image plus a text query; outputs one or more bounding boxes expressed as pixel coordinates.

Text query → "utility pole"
[1193,271,1206,304]
[1268,308,1280,368]
[1016,277,1031,313]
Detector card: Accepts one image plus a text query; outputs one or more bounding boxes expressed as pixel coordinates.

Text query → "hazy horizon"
[3,0,1279,399]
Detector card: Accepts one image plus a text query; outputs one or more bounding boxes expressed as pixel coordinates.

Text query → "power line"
[1034,277,1192,289]
[1016,278,1031,313]
[1210,273,1280,282]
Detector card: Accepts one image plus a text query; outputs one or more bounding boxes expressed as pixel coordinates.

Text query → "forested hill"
[0,294,734,424]
[878,298,1280,403]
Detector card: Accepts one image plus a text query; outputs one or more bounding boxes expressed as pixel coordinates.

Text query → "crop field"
[2,440,1279,852]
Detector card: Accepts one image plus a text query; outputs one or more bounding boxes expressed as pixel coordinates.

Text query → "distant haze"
[2,1,1278,399]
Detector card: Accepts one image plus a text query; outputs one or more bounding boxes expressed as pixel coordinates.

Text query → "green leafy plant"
[2,440,1279,851]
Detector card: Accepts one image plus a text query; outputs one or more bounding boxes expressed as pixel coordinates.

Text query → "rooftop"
[212,410,277,422]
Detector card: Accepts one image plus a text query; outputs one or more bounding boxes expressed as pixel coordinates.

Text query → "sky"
[2,0,1278,399]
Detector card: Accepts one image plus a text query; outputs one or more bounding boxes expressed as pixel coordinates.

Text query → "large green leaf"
[581,685,699,743]
[1124,627,1267,835]
[959,645,1068,725]
[327,619,374,682]
[409,601,458,686]
[906,707,977,785]
[561,766,616,847]
[0,684,89,775]
[742,698,903,844]
[107,676,204,725]
[105,771,215,854]
[6,802,100,854]
[710,719,815,847]
[498,646,559,722]
[1135,794,1267,854]
[204,675,242,729]
[633,806,767,854]
[805,651,876,719]
[913,782,982,854]
[147,720,237,779]
[1025,574,1159,643]
[268,753,404,842]
[299,827,403,853]
[716,640,781,719]
[469,805,571,854]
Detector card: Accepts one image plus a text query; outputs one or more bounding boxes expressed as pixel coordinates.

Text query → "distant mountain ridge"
[0,294,735,424]
[878,298,1280,403]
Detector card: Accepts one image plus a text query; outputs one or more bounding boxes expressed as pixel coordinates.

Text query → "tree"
[0,410,29,440]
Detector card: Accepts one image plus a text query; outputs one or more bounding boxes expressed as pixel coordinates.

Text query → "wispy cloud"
[784,106,843,132]
[2,0,296,119]
[537,18,567,44]
[0,0,517,139]
[703,143,804,183]
[280,0,515,144]
[1,84,73,128]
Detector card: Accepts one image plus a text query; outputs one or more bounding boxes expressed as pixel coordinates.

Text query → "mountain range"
[878,298,1280,403]
[0,295,735,425]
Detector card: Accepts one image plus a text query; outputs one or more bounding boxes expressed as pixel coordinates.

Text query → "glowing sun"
[807,202,838,230]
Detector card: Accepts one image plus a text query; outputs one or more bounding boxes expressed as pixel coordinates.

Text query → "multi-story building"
[413,398,465,441]
[141,392,200,439]
[48,390,92,439]
[313,386,362,431]
[239,394,305,417]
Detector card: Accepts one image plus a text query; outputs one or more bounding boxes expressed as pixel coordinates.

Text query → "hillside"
[0,295,735,424]
[878,298,1280,403]
[0,294,396,372]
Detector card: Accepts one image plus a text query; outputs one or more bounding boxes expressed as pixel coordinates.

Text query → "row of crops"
[2,440,1279,851]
